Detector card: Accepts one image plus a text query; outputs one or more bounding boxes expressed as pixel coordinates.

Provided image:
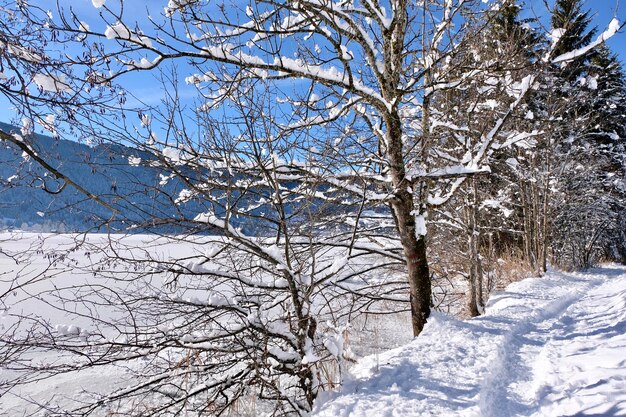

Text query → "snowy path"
[314,266,626,417]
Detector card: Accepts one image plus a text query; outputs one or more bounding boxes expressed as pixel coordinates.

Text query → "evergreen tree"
[584,47,626,262]
[586,47,626,149]
[551,0,597,80]
[547,0,626,268]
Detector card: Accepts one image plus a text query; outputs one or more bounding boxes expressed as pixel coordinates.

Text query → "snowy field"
[0,232,413,415]
[315,266,626,417]
[2,233,626,416]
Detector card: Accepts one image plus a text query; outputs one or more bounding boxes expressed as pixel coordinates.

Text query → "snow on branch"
[33,73,72,93]
[552,19,623,64]
[407,164,490,182]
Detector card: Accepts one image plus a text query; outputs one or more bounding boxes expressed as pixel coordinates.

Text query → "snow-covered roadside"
[314,266,626,417]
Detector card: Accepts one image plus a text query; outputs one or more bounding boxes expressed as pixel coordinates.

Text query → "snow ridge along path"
[314,266,626,417]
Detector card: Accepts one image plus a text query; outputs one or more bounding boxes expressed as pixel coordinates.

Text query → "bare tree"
[43,0,538,336]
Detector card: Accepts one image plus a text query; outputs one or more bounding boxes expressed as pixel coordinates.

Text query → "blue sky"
[1,0,625,133]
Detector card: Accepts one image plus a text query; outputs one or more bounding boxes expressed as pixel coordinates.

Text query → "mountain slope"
[0,122,222,233]
[1,122,157,231]
[1,122,371,235]
[314,266,626,417]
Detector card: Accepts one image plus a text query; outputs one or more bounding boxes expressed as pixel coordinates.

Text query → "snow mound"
[314,266,626,417]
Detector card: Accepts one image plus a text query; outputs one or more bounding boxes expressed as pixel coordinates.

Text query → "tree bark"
[467,179,484,317]
[540,156,551,274]
[393,192,432,336]
[386,111,431,336]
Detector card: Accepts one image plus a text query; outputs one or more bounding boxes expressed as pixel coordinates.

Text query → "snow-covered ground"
[0,232,411,416]
[3,233,626,416]
[315,266,626,417]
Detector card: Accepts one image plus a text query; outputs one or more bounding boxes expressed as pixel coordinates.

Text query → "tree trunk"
[531,179,541,274]
[520,179,537,271]
[467,179,484,317]
[540,156,551,274]
[382,4,430,336]
[393,194,432,336]
[467,245,480,317]
[387,111,431,336]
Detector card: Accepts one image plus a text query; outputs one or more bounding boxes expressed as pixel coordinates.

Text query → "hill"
[0,122,200,232]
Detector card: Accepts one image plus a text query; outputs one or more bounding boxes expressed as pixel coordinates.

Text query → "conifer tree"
[548,0,626,268]
[551,0,597,80]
